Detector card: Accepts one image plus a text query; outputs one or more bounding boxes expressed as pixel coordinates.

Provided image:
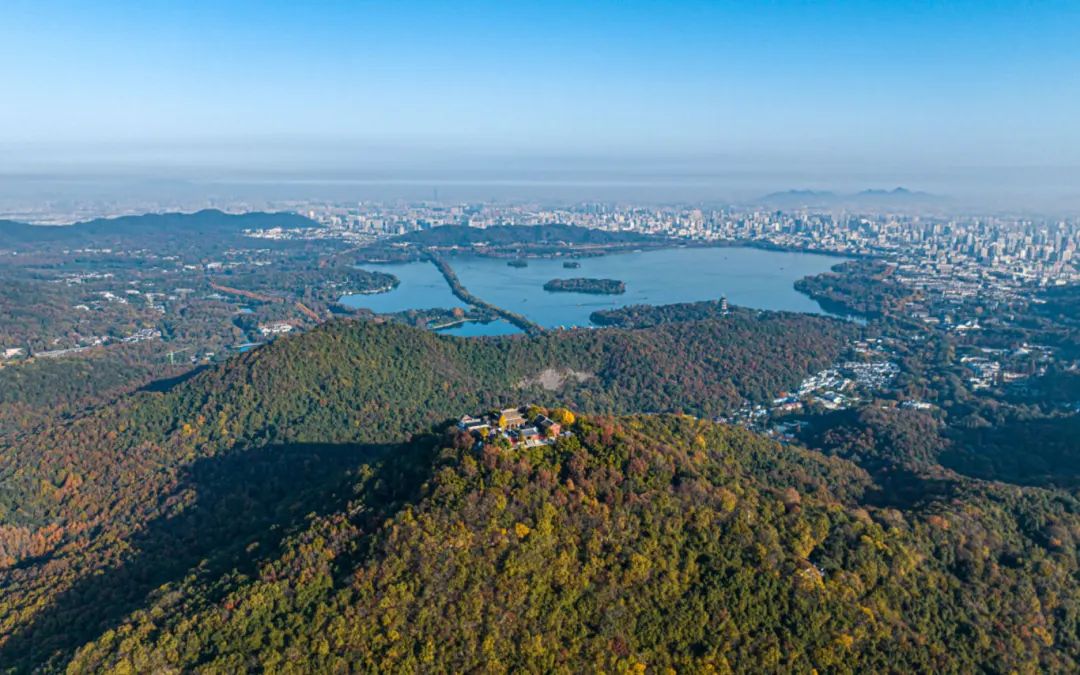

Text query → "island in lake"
[507,259,528,268]
[563,261,581,269]
[543,277,626,295]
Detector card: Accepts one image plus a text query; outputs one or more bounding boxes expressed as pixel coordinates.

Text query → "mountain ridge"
[50,413,1080,673]
[756,187,943,209]
[1,315,1077,671]
[0,209,315,245]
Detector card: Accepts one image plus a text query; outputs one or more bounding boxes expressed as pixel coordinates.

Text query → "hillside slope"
[0,313,854,667]
[0,314,1077,671]
[0,210,314,246]
[53,415,1080,673]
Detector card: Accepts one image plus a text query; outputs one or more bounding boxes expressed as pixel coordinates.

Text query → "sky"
[1,1,1079,205]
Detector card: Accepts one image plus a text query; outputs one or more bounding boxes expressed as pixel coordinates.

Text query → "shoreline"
[425,251,546,337]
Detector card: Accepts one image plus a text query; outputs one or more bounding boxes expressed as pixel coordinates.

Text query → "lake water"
[342,258,461,313]
[340,246,847,333]
[437,319,522,337]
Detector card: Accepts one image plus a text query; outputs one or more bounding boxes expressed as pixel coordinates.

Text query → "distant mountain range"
[755,187,944,209]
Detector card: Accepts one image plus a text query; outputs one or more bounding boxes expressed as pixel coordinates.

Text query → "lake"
[340,246,847,333]
[437,319,522,337]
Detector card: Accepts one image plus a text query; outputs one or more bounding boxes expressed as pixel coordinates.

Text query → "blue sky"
[1,0,1079,173]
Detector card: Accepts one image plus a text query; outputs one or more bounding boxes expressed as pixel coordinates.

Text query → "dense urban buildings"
[237,200,1080,298]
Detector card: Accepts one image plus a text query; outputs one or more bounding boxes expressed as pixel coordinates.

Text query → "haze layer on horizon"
[2,1,1079,210]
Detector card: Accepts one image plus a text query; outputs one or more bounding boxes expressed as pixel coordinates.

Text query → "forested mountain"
[0,210,314,247]
[28,415,1080,673]
[592,298,733,327]
[1,314,1077,672]
[794,260,918,319]
[0,344,189,437]
[1,314,852,531]
[0,313,852,668]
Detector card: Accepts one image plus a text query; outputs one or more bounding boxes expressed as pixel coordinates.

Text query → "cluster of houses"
[258,321,295,336]
[457,406,568,448]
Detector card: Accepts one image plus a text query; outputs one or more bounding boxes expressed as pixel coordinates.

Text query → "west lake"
[340,246,849,335]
